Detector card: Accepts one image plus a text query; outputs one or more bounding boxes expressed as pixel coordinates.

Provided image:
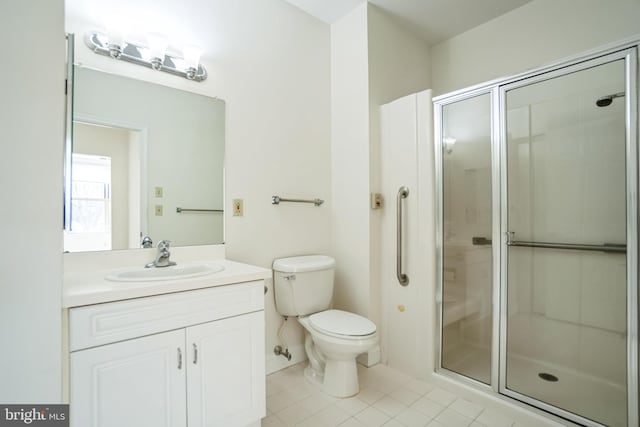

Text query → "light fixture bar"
[84,31,207,82]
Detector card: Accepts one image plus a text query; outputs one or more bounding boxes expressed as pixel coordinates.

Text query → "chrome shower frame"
[433,39,639,427]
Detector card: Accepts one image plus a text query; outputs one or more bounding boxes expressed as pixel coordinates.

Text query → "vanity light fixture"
[85,31,207,82]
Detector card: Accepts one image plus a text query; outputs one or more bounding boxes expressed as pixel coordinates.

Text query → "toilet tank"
[273,255,336,317]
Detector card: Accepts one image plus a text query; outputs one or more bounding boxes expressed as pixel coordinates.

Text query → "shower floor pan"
[446,346,626,427]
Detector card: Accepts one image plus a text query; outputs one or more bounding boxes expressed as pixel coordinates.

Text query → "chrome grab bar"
[397,186,409,286]
[506,232,626,253]
[176,207,223,213]
[272,195,324,206]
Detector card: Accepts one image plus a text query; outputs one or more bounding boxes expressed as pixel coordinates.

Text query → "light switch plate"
[155,187,163,198]
[371,193,383,209]
[155,205,163,216]
[233,199,243,216]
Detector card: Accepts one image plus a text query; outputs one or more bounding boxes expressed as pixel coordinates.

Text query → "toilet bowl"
[272,255,379,398]
[298,310,378,397]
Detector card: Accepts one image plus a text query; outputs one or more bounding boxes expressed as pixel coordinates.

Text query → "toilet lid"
[309,310,376,336]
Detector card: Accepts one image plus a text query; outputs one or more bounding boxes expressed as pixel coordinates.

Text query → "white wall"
[379,91,436,378]
[330,4,371,317]
[367,5,431,371]
[0,0,65,402]
[65,0,331,372]
[330,4,432,369]
[431,0,640,95]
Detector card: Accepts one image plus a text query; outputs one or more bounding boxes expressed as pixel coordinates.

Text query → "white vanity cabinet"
[68,280,265,427]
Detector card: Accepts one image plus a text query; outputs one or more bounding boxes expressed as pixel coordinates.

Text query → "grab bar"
[176,207,223,213]
[506,232,626,253]
[271,196,324,206]
[397,186,409,286]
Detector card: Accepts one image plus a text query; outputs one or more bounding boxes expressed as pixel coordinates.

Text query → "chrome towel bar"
[505,232,626,253]
[507,240,626,253]
[272,196,324,206]
[176,207,224,213]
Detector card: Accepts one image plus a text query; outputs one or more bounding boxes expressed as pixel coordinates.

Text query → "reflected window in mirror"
[65,153,113,252]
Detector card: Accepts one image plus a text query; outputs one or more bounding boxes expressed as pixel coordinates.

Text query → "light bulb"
[106,28,126,58]
[147,33,168,70]
[183,45,203,71]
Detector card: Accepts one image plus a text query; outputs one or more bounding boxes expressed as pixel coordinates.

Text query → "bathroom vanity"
[63,257,269,427]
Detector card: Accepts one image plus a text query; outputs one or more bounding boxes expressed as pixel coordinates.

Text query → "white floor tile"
[382,419,406,427]
[262,414,287,427]
[394,406,432,427]
[267,393,297,413]
[276,403,312,427]
[298,393,335,414]
[264,363,534,427]
[426,388,457,407]
[315,404,351,426]
[475,410,515,427]
[390,386,422,406]
[357,386,386,405]
[411,395,446,419]
[295,416,326,427]
[354,406,392,427]
[449,398,484,419]
[339,418,369,427]
[334,396,369,416]
[405,379,434,396]
[373,395,408,417]
[434,408,473,427]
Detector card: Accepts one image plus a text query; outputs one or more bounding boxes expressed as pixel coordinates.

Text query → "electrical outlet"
[155,187,163,198]
[233,199,243,216]
[155,205,163,216]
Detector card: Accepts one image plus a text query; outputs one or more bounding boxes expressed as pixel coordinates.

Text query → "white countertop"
[63,259,271,308]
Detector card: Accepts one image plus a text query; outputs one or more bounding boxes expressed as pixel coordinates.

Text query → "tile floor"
[263,363,535,427]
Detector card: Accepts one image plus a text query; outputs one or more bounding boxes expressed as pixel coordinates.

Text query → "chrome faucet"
[145,240,177,268]
[141,235,153,249]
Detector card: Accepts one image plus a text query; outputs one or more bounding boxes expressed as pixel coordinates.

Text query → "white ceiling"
[65,0,534,61]
[285,0,533,44]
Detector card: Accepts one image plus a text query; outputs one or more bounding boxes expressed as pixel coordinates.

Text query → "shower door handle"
[397,186,409,286]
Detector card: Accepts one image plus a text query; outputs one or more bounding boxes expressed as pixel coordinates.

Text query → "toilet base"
[303,365,323,388]
[323,358,360,398]
[297,314,378,398]
[304,358,359,398]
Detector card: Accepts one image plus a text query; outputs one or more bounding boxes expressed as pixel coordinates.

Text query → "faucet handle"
[141,236,153,248]
[158,240,172,250]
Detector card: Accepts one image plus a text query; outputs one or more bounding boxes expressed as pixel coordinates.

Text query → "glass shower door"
[502,56,630,426]
[440,93,494,385]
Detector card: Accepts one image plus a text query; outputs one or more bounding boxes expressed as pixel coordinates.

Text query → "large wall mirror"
[64,66,225,252]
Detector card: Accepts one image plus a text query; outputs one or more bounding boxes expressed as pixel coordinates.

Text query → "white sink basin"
[105,263,225,282]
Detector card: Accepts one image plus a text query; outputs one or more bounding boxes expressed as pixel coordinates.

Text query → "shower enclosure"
[434,45,638,427]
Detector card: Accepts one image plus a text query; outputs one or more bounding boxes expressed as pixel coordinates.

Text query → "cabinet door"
[70,330,187,427]
[186,311,265,427]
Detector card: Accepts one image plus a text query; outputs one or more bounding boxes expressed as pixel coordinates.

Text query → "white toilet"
[273,255,378,398]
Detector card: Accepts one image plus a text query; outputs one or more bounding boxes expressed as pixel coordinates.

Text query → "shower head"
[596,92,625,107]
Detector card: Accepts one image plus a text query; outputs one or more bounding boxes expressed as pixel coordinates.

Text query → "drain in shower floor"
[538,372,559,382]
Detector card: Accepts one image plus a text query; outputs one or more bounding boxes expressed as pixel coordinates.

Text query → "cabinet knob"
[193,343,198,364]
[178,347,183,370]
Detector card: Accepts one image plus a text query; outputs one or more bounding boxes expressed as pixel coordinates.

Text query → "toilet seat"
[308,310,376,338]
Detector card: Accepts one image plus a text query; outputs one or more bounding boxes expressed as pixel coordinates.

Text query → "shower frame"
[433,39,639,427]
